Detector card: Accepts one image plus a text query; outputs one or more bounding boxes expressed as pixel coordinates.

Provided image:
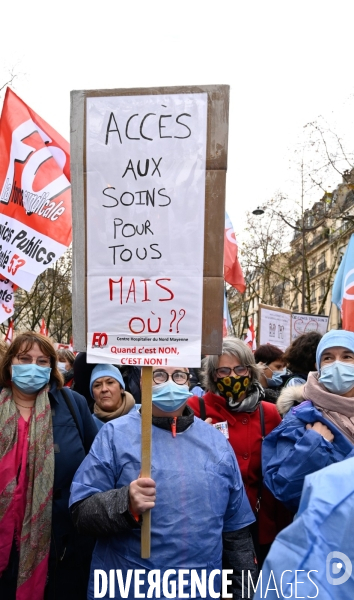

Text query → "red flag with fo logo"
[0,88,72,291]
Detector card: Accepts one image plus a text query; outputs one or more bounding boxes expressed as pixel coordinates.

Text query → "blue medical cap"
[316,329,354,368]
[90,363,125,398]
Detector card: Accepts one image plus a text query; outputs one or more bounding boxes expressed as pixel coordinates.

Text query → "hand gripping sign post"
[71,85,229,557]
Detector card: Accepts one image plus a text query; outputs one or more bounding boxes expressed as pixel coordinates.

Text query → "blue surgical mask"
[319,361,354,395]
[12,364,51,394]
[152,381,193,412]
[266,368,287,388]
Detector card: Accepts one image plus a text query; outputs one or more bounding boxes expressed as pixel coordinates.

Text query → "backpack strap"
[199,397,207,421]
[60,387,89,454]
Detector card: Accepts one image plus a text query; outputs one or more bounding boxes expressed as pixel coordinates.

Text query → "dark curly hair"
[283,331,322,374]
[254,344,284,364]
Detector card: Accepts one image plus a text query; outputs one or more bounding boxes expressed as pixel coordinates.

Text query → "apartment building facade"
[230,170,354,338]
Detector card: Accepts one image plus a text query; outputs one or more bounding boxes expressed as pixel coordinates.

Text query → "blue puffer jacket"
[255,457,354,600]
[262,401,354,512]
[70,410,255,599]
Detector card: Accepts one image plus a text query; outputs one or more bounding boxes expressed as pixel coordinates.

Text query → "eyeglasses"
[153,370,189,385]
[15,354,51,367]
[215,366,249,378]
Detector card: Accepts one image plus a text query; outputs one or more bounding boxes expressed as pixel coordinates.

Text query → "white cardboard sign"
[86,93,208,366]
[291,313,329,340]
[259,305,292,351]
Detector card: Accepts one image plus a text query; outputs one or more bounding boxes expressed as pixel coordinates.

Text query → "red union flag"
[0,88,71,290]
[224,212,245,293]
[40,318,48,336]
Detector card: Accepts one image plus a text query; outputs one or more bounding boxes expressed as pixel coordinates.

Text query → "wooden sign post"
[71,84,229,559]
[140,366,152,558]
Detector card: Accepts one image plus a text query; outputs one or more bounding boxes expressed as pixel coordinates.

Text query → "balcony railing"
[290,232,329,264]
[289,251,302,265]
[329,221,351,242]
[308,232,327,250]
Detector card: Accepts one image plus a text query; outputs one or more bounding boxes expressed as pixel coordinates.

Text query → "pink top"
[0,414,30,575]
[13,416,30,538]
[0,407,49,600]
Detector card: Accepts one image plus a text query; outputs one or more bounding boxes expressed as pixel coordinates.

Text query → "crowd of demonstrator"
[1,328,354,599]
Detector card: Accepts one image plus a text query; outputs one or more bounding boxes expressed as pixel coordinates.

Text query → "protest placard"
[71,84,229,558]
[71,85,229,365]
[0,89,72,290]
[86,92,207,366]
[291,313,329,340]
[258,304,292,351]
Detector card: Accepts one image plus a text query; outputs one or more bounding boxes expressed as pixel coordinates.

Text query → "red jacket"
[188,391,291,544]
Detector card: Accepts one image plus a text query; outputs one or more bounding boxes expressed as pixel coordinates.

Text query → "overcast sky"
[1,0,353,234]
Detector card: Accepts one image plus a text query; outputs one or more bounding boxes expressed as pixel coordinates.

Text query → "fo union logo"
[326,552,352,586]
[92,333,108,348]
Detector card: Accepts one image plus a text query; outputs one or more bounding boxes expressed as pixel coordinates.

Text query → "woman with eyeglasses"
[69,364,258,598]
[0,332,97,600]
[188,337,292,566]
